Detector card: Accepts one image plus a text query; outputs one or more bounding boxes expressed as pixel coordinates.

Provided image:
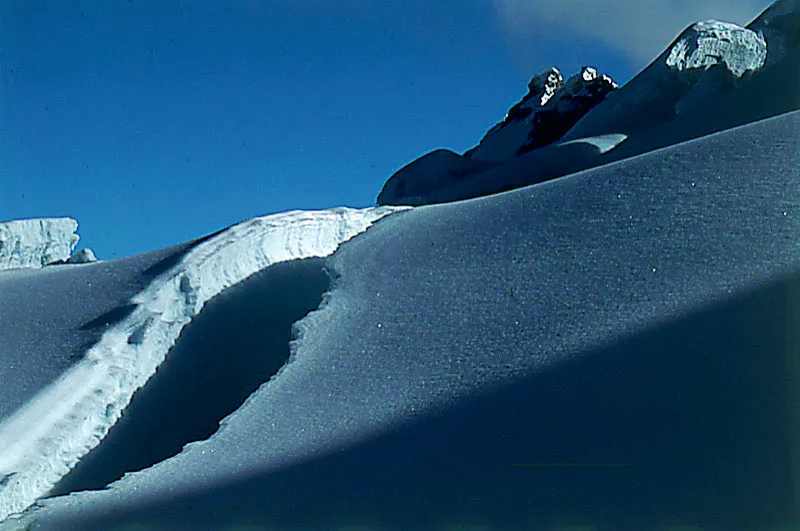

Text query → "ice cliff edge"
[0,218,80,271]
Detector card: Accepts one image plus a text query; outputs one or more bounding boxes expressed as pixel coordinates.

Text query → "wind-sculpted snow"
[13,111,798,530]
[0,206,403,521]
[0,218,79,271]
[666,21,767,77]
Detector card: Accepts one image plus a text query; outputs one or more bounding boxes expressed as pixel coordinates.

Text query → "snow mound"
[666,20,767,77]
[65,248,98,265]
[0,219,79,271]
[0,206,405,521]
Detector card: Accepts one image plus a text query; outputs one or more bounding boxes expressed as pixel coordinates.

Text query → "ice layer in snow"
[0,219,79,271]
[0,206,405,521]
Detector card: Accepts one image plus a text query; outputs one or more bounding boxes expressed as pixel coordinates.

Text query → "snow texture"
[0,219,79,271]
[666,20,767,77]
[13,110,798,530]
[0,206,404,521]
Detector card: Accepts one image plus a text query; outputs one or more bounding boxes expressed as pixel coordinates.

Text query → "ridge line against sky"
[0,0,774,259]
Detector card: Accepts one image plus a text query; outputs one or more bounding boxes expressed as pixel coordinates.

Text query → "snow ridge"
[0,219,79,271]
[0,206,406,521]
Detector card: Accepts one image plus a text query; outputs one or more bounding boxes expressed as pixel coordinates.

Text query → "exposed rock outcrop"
[378,66,617,205]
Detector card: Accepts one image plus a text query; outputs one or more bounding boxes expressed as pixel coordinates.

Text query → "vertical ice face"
[666,20,767,77]
[0,206,407,522]
[0,218,80,271]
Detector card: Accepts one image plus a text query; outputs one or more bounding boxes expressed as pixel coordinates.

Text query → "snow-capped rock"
[464,68,564,162]
[0,218,80,271]
[466,66,616,161]
[518,67,618,155]
[666,20,767,78]
[378,66,616,204]
[67,248,98,264]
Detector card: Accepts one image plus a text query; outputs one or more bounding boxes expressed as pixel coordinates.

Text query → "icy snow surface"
[15,110,798,530]
[0,219,79,271]
[0,206,403,521]
[666,20,767,77]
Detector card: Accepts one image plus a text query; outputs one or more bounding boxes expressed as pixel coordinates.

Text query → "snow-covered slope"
[378,0,799,207]
[9,109,798,531]
[0,206,403,521]
[0,218,79,271]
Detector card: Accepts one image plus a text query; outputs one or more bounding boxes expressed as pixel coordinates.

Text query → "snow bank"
[0,219,79,271]
[0,206,406,521]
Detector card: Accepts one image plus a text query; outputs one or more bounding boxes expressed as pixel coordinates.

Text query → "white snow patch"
[559,133,628,154]
[666,20,767,77]
[0,218,79,271]
[0,206,407,521]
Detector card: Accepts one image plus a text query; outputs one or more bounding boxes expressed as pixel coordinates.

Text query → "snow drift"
[0,206,403,521]
[8,109,799,531]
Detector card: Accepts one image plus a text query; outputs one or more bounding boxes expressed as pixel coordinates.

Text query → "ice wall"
[0,218,79,271]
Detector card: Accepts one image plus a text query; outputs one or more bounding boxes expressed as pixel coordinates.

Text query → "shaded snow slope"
[0,240,200,424]
[562,0,798,143]
[15,111,799,530]
[0,206,403,521]
[0,219,79,271]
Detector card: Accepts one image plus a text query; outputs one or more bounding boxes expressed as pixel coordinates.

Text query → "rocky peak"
[467,66,616,162]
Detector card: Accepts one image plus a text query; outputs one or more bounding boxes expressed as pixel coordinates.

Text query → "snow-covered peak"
[517,66,618,155]
[466,66,616,162]
[0,218,79,271]
[666,20,767,77]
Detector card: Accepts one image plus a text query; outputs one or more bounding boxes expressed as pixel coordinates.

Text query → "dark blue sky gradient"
[1,0,635,258]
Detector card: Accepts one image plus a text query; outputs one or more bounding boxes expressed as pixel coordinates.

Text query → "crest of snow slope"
[666,20,767,77]
[11,111,797,531]
[0,206,405,521]
[0,219,79,271]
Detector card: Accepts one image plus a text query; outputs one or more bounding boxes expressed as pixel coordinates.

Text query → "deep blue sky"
[0,0,767,258]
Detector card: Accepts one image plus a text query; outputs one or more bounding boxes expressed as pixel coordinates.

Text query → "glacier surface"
[0,219,79,271]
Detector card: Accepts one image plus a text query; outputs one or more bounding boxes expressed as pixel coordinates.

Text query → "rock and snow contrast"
[378,65,617,205]
[379,1,799,207]
[0,0,798,529]
[0,218,79,271]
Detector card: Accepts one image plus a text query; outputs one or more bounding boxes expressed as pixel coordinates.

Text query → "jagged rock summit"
[467,66,618,161]
[377,65,617,205]
[378,0,798,207]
